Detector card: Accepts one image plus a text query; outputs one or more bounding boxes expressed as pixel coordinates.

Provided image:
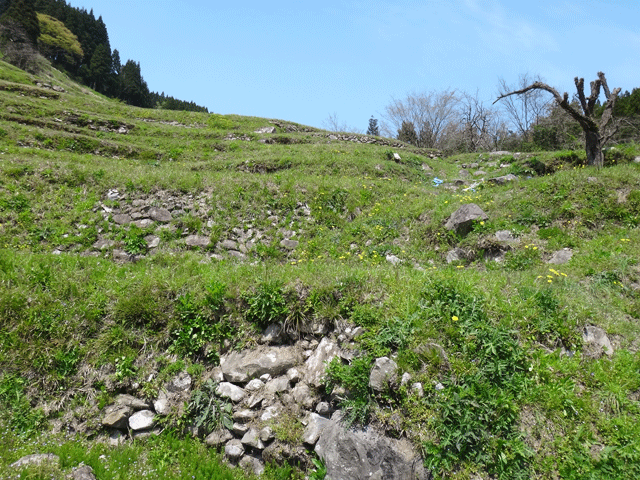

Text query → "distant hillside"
[1,60,640,480]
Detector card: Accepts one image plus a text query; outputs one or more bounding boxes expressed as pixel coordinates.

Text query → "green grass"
[1,58,640,478]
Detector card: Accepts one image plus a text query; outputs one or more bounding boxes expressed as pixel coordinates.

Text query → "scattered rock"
[444,203,488,236]
[148,207,172,223]
[241,428,265,450]
[185,235,211,248]
[221,346,302,383]
[239,455,265,475]
[548,248,573,265]
[225,439,245,460]
[129,410,155,430]
[65,464,96,480]
[583,325,614,357]
[102,405,133,429]
[216,382,247,403]
[488,174,518,185]
[255,126,277,134]
[304,338,340,387]
[10,454,60,469]
[315,415,427,480]
[369,357,398,392]
[205,429,234,447]
[115,394,152,410]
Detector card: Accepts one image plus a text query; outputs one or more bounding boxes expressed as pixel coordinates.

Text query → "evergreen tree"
[397,121,418,146]
[1,0,40,45]
[366,116,379,136]
[119,59,150,107]
[89,42,111,93]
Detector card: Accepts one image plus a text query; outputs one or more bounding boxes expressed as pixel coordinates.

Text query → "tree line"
[365,73,639,161]
[0,0,208,112]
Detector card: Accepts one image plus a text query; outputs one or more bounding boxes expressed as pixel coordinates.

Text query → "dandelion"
[452,316,459,321]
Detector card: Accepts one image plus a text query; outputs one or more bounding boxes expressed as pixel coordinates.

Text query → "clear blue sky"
[78,0,639,131]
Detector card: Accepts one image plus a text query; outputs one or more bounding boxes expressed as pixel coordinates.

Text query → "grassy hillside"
[1,59,640,479]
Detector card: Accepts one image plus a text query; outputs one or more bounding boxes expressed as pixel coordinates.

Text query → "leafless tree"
[497,73,551,141]
[321,112,361,134]
[381,90,460,149]
[495,72,621,167]
[458,91,500,152]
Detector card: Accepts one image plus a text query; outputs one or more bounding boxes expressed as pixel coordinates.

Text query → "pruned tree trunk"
[494,72,620,168]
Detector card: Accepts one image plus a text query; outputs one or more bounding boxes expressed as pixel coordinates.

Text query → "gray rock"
[255,126,277,134]
[263,376,290,397]
[412,383,424,397]
[233,409,257,422]
[219,239,238,250]
[316,401,333,416]
[239,455,265,476]
[221,346,302,383]
[102,405,133,429]
[225,439,245,460]
[185,235,211,248]
[10,454,60,469]
[145,235,160,249]
[634,156,640,163]
[488,174,518,185]
[291,382,316,409]
[216,382,246,403]
[446,248,467,264]
[115,394,152,410]
[166,372,192,392]
[548,248,573,265]
[386,254,402,265]
[241,428,265,450]
[205,429,234,447]
[260,426,274,442]
[280,239,299,249]
[303,412,332,445]
[304,337,340,387]
[109,430,126,446]
[495,230,517,242]
[315,416,427,480]
[232,422,250,436]
[369,357,398,392]
[65,464,96,480]
[444,203,488,236]
[148,207,172,223]
[153,390,171,415]
[133,219,154,229]
[129,410,155,430]
[92,238,114,250]
[262,323,286,344]
[583,325,614,357]
[112,214,131,225]
[261,404,281,421]
[245,379,265,391]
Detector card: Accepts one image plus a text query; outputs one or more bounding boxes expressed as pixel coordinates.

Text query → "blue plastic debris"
[432,177,444,186]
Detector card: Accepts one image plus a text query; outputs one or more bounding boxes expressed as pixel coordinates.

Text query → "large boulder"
[444,203,488,236]
[315,415,428,480]
[221,346,301,383]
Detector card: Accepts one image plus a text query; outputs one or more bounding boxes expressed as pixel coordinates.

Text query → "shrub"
[185,379,233,433]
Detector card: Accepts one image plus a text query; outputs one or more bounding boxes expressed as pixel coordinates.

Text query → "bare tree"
[321,112,361,134]
[458,91,500,152]
[382,90,460,149]
[495,72,621,167]
[497,73,551,141]
[0,19,40,73]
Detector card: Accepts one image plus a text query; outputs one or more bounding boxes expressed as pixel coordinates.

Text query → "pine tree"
[89,42,111,93]
[366,116,379,136]
[119,59,150,107]
[397,121,418,146]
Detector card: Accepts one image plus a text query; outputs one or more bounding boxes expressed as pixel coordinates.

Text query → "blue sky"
[79,0,639,131]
